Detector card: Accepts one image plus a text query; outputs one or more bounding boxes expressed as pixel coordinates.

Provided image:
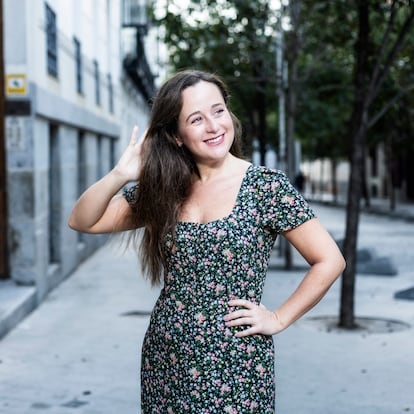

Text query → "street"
[0,203,413,414]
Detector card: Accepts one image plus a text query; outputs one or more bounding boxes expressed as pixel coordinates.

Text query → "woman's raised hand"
[113,126,146,182]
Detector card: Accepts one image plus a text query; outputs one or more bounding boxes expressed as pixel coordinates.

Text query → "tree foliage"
[295,1,356,162]
[339,0,414,328]
[150,0,280,160]
[150,0,413,165]
[292,0,414,328]
[150,0,414,328]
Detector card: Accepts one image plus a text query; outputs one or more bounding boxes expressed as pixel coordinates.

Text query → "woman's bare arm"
[224,218,346,336]
[271,218,346,330]
[68,127,144,234]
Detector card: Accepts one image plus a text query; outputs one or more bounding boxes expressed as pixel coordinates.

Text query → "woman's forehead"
[180,81,225,113]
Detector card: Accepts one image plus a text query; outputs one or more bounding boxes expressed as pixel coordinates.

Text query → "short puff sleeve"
[257,168,315,234]
[122,183,139,204]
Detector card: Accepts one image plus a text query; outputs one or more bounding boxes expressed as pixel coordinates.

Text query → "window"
[48,124,61,264]
[74,37,83,93]
[93,60,100,106]
[107,73,114,113]
[110,138,116,168]
[45,3,58,77]
[77,131,86,245]
[97,135,103,178]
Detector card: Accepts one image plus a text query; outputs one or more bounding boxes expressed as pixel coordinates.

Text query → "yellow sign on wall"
[6,74,27,95]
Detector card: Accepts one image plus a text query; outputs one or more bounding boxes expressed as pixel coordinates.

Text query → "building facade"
[302,143,414,205]
[3,0,160,303]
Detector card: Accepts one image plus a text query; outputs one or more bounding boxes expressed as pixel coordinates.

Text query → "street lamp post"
[276,3,293,269]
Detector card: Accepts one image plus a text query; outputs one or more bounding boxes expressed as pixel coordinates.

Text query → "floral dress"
[124,165,315,414]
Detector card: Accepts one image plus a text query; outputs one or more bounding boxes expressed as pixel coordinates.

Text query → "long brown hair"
[131,70,243,285]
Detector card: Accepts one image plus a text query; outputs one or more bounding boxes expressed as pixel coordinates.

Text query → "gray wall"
[6,84,120,303]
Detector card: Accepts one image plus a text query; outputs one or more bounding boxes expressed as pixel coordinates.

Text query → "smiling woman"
[176,80,235,165]
[68,70,345,413]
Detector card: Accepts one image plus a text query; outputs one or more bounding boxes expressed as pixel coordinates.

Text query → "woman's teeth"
[206,135,222,143]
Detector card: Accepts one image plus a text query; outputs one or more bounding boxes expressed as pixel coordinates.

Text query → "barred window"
[45,3,58,77]
[74,37,83,94]
[93,60,100,106]
[107,73,114,113]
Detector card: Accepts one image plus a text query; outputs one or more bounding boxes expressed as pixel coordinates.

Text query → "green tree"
[341,0,414,328]
[295,0,355,198]
[151,0,414,329]
[150,0,279,163]
[285,0,414,328]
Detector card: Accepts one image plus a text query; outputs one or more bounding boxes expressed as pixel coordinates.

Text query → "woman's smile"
[204,134,224,145]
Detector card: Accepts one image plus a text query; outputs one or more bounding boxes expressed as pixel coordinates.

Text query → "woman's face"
[177,80,235,165]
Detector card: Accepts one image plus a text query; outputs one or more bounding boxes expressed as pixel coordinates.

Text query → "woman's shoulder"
[245,165,305,202]
[246,164,289,186]
[246,165,315,231]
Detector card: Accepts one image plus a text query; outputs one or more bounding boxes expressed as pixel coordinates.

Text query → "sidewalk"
[1,197,413,342]
[0,203,413,413]
[0,241,160,414]
[307,193,414,222]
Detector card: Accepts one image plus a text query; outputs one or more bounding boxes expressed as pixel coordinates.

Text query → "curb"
[0,281,37,340]
[309,199,414,222]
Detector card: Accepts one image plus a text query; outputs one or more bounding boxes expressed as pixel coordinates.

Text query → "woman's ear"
[175,137,183,147]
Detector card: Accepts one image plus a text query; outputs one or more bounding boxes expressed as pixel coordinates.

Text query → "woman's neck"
[195,154,245,183]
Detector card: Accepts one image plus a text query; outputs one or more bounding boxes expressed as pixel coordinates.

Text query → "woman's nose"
[205,117,219,132]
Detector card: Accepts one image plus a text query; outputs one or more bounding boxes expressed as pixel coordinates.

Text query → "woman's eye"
[215,108,225,115]
[191,116,202,124]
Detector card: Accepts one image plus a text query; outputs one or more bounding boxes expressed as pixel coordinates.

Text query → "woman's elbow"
[68,216,80,232]
[67,213,88,233]
[332,251,346,278]
[318,250,346,283]
[339,255,347,273]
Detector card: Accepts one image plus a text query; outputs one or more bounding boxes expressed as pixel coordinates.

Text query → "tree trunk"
[361,149,371,208]
[340,126,366,328]
[339,0,370,329]
[283,0,301,271]
[339,0,414,328]
[331,159,338,204]
[253,57,267,166]
[386,135,396,211]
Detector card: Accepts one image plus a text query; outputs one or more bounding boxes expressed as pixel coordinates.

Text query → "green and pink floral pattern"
[124,165,315,413]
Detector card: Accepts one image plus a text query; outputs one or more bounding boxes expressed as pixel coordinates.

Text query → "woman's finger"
[228,299,255,309]
[129,126,139,145]
[223,309,249,321]
[225,316,253,327]
[234,326,259,338]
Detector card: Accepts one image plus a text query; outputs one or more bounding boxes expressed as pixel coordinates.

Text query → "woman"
[69,70,345,413]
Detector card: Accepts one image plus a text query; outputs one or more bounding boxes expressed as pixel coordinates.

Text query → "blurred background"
[0,0,413,333]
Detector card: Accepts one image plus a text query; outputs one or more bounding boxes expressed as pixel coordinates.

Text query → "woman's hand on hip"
[223,299,284,337]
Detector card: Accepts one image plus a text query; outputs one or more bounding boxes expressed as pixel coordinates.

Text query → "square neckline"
[177,163,253,227]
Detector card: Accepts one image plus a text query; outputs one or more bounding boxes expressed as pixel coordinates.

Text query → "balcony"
[122,0,156,102]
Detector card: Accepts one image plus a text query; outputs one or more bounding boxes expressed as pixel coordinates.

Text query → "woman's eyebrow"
[185,103,224,122]
[185,110,201,122]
